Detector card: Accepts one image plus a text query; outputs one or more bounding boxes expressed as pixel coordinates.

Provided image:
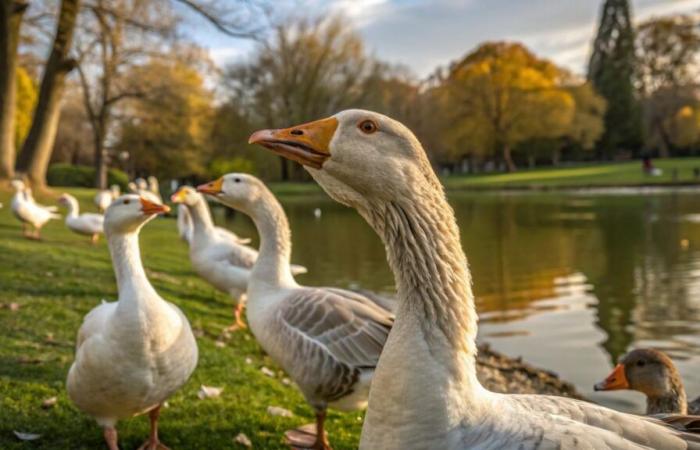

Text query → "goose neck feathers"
[108,232,157,302]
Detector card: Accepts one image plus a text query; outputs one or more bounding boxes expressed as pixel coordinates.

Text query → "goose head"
[196,174,264,216]
[58,193,78,210]
[127,182,138,193]
[594,348,683,399]
[104,195,170,235]
[249,109,433,210]
[170,186,201,207]
[135,178,148,190]
[110,184,121,198]
[11,179,26,192]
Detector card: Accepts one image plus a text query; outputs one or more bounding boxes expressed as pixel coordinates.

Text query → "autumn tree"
[16,0,80,188]
[15,66,38,150]
[443,42,575,172]
[588,0,642,159]
[114,55,214,179]
[75,0,175,188]
[224,16,385,180]
[0,0,28,180]
[636,15,700,157]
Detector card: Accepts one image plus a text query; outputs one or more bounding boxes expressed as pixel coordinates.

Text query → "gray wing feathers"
[277,288,393,403]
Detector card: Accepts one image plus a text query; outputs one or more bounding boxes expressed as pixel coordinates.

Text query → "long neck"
[66,199,79,217]
[249,190,295,286]
[187,198,216,239]
[647,379,688,415]
[108,231,157,301]
[361,172,479,374]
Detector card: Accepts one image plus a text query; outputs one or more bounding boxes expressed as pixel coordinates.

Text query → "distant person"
[642,155,662,176]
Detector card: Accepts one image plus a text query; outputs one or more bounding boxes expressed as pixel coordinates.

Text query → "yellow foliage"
[15,67,37,149]
[670,105,700,148]
[443,42,576,164]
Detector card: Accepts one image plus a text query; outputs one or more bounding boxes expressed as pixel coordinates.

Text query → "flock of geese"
[7,109,700,449]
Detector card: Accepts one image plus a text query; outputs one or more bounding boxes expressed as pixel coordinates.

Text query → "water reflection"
[213,188,700,413]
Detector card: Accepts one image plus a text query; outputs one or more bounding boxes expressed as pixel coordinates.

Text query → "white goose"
[10,180,60,239]
[251,109,700,450]
[66,195,198,450]
[58,193,104,244]
[172,186,251,246]
[129,178,162,205]
[147,176,162,202]
[95,185,120,213]
[171,185,304,330]
[197,174,393,450]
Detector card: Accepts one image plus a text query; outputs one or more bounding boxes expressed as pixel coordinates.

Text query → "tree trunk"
[15,0,80,188]
[503,143,517,172]
[93,125,108,189]
[0,1,27,180]
[552,146,561,166]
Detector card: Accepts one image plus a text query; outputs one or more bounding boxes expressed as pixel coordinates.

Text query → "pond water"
[213,187,700,414]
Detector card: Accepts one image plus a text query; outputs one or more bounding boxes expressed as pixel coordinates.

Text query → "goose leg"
[224,293,247,332]
[91,233,99,244]
[103,426,119,450]
[284,409,331,450]
[138,405,170,450]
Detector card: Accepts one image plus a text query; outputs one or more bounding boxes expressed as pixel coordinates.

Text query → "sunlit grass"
[444,158,700,188]
[0,187,361,449]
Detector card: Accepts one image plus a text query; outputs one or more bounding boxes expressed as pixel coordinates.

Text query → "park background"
[4,0,700,449]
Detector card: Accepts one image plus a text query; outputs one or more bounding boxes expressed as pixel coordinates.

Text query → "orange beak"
[594,363,629,391]
[170,189,186,203]
[140,197,170,215]
[248,117,338,169]
[197,177,224,195]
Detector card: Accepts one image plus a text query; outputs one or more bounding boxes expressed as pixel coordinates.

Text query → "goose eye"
[637,360,646,368]
[123,199,130,205]
[234,178,240,183]
[358,120,378,134]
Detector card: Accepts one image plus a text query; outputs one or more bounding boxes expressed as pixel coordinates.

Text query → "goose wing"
[275,287,393,402]
[500,394,700,449]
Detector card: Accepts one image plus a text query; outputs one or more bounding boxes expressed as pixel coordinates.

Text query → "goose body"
[59,193,104,243]
[94,185,120,213]
[251,109,700,450]
[66,195,197,449]
[176,199,250,246]
[10,180,60,238]
[198,174,393,449]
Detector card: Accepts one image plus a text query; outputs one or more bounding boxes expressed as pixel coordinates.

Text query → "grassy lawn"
[0,187,362,449]
[443,158,700,189]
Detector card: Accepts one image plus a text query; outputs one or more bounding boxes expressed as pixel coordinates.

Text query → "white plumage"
[59,193,104,244]
[10,179,60,239]
[66,195,197,450]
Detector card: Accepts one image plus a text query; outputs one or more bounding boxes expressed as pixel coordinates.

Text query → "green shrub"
[47,163,129,189]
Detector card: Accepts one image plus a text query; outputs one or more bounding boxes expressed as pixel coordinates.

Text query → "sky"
[181,0,700,79]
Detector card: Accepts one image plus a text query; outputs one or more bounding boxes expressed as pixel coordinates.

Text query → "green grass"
[443,158,700,189]
[0,187,362,449]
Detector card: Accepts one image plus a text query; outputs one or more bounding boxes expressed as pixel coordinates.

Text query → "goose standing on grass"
[58,193,104,244]
[10,180,60,239]
[594,348,700,415]
[147,176,162,202]
[66,195,198,450]
[197,174,393,450]
[171,185,294,330]
[173,186,251,246]
[251,109,700,450]
[95,185,120,213]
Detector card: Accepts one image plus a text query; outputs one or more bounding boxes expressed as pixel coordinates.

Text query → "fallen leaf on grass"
[215,340,226,348]
[14,431,41,441]
[9,303,20,311]
[245,357,253,365]
[260,366,275,378]
[41,397,57,409]
[234,432,252,447]
[267,406,293,417]
[197,385,223,399]
[282,378,291,386]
